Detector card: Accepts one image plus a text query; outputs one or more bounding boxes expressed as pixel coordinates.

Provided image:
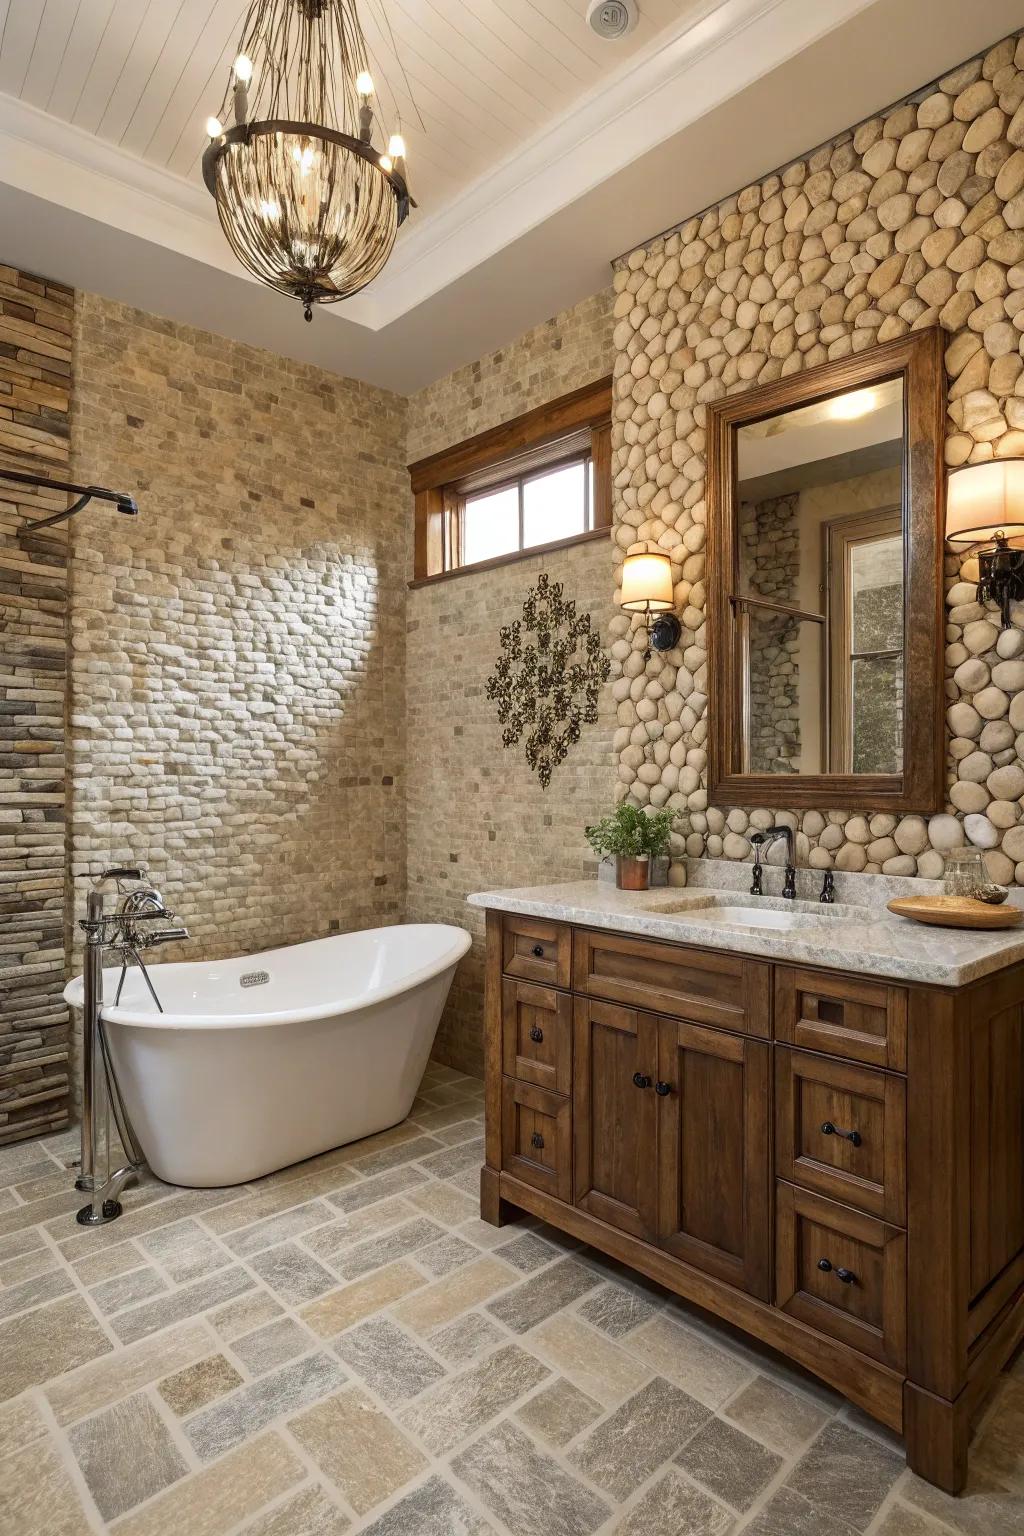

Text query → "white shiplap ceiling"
[0,0,698,223]
[0,0,1022,392]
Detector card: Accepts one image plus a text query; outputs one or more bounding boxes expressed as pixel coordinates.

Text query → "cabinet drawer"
[502,915,571,989]
[775,1049,906,1224]
[775,966,907,1071]
[573,928,770,1037]
[501,1078,572,1202]
[502,979,572,1096]
[775,1182,906,1370]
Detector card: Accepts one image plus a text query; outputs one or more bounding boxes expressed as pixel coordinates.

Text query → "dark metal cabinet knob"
[655,1081,672,1096]
[821,1120,862,1147]
[818,1258,856,1284]
[530,1131,545,1150]
[532,944,545,958]
[529,1025,544,1043]
[632,1072,651,1089]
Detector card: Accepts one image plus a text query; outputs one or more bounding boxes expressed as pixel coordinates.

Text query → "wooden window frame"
[408,376,612,585]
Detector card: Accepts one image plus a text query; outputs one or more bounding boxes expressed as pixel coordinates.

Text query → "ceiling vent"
[586,0,639,41]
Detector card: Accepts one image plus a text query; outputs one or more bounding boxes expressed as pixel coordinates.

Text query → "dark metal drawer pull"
[529,1025,544,1043]
[532,944,545,958]
[632,1072,651,1089]
[530,1131,545,1150]
[817,1258,856,1284]
[821,1120,862,1147]
[655,1081,672,1096]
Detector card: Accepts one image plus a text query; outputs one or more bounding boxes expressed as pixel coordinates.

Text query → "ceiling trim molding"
[0,0,881,335]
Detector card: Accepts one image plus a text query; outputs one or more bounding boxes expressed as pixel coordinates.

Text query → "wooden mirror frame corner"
[705,327,946,813]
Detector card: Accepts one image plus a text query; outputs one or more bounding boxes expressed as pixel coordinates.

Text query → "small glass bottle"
[943,847,986,898]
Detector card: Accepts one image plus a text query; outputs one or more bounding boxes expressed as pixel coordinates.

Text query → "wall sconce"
[946,461,1024,629]
[620,541,682,655]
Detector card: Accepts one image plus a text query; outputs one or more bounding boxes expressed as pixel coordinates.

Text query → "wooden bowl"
[887,895,1023,930]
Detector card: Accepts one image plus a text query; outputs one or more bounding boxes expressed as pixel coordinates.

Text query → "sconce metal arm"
[2,468,138,533]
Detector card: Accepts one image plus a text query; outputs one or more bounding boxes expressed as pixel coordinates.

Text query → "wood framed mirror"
[706,328,945,812]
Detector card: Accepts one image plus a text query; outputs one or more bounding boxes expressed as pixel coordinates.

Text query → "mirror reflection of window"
[734,378,904,778]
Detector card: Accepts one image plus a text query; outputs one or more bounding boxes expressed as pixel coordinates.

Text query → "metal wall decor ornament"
[486,573,610,788]
[203,0,415,321]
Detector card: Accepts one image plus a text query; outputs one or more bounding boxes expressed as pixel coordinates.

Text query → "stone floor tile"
[225,1201,337,1259]
[0,1188,16,1211]
[289,1385,427,1516]
[786,1421,904,1532]
[203,1169,359,1236]
[722,1374,831,1457]
[0,1188,83,1237]
[452,1418,611,1536]
[494,1231,559,1273]
[210,1291,285,1341]
[457,1216,518,1249]
[327,1165,428,1215]
[413,1100,488,1133]
[241,1484,351,1535]
[0,1266,72,1319]
[46,1319,212,1424]
[68,1389,188,1522]
[111,1264,254,1344]
[576,1282,658,1339]
[250,1241,338,1304]
[0,1393,48,1459]
[56,1187,240,1261]
[515,1375,603,1447]
[676,1414,783,1511]
[433,1119,484,1147]
[302,1198,418,1264]
[232,1317,316,1376]
[427,1310,507,1366]
[334,1316,446,1405]
[14,1169,77,1202]
[741,1485,858,1535]
[358,1473,496,1535]
[406,1181,477,1226]
[485,1257,601,1335]
[350,1136,444,1177]
[301,1260,425,1337]
[158,1353,244,1415]
[873,1504,959,1534]
[0,1246,60,1286]
[89,1264,168,1315]
[0,1139,56,1180]
[448,1166,489,1198]
[140,1218,233,1283]
[0,1228,47,1265]
[969,1377,1024,1495]
[570,1375,711,1501]
[0,1294,111,1402]
[529,1313,651,1407]
[71,1240,145,1287]
[610,1469,735,1535]
[186,1351,347,1461]
[415,1232,479,1277]
[334,1216,444,1280]
[415,1138,484,1179]
[393,1256,515,1335]
[113,1430,305,1536]
[626,1313,754,1409]
[2,1436,94,1536]
[901,1470,1024,1535]
[399,1342,549,1454]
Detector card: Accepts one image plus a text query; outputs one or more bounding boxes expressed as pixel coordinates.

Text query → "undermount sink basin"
[695,904,828,930]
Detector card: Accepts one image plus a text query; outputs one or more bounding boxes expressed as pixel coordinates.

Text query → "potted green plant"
[585,803,677,891]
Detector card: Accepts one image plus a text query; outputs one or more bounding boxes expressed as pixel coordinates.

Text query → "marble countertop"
[466,880,1024,987]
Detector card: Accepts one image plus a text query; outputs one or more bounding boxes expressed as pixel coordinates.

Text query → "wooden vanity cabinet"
[481,909,1024,1496]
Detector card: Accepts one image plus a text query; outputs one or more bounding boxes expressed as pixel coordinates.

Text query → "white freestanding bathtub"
[64,924,472,1188]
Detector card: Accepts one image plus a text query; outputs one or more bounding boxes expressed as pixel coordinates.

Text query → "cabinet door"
[573,998,658,1240]
[656,1016,771,1298]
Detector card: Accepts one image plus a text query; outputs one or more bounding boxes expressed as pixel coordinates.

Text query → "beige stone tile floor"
[0,1060,1022,1536]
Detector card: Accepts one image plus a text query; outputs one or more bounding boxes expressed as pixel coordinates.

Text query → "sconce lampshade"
[946,460,1024,546]
[620,542,675,612]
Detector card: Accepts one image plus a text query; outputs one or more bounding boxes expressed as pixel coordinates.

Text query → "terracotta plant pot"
[616,855,650,891]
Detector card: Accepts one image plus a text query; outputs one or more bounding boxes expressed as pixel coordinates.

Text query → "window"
[409,378,612,582]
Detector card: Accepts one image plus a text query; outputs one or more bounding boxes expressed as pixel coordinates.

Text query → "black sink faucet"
[749,827,797,899]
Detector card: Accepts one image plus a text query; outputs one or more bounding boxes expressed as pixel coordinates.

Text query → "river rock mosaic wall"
[610,28,1024,885]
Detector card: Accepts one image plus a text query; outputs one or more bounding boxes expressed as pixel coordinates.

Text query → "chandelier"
[202,0,413,321]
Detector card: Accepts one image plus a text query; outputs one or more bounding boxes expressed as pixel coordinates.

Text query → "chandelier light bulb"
[387,131,406,159]
[355,70,374,98]
[233,53,253,83]
[379,154,393,173]
[259,198,281,219]
[205,115,223,138]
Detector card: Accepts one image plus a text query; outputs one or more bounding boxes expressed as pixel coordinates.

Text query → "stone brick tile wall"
[69,295,409,1032]
[610,28,1024,885]
[0,266,74,1144]
[406,292,615,1073]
